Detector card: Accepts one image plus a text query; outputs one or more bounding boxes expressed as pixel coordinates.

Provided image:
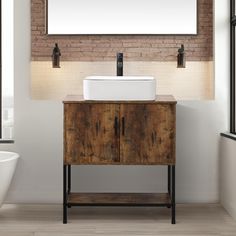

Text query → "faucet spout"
[117,53,123,76]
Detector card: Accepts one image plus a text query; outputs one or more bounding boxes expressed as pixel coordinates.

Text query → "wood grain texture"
[120,104,176,165]
[64,98,176,165]
[64,103,120,165]
[63,95,177,104]
[68,193,170,205]
[1,204,236,236]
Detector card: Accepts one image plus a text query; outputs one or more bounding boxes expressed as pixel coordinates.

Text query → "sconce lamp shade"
[52,43,61,68]
[177,44,186,68]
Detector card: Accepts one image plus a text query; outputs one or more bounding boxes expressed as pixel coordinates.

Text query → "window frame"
[231,0,236,134]
[0,0,2,139]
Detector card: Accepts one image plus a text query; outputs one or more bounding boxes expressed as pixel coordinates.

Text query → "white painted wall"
[0,0,229,204]
[220,136,236,220]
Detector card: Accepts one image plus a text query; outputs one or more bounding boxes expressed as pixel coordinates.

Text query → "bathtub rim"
[0,151,20,163]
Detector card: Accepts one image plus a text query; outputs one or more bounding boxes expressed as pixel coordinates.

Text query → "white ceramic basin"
[83,76,156,101]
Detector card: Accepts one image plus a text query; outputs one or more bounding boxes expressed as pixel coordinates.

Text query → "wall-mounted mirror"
[46,0,197,35]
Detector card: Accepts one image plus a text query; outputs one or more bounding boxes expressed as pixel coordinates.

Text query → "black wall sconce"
[177,44,186,68]
[52,43,61,68]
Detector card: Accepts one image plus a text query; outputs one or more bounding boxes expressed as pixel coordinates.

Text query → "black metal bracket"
[63,165,176,224]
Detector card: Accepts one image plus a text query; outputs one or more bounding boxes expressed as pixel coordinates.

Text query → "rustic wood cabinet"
[64,103,120,164]
[119,104,175,165]
[63,95,177,224]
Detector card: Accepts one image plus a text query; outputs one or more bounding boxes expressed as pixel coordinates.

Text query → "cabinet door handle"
[122,117,125,136]
[114,116,119,136]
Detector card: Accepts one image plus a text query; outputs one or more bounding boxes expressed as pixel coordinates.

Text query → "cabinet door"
[64,103,120,164]
[120,104,175,165]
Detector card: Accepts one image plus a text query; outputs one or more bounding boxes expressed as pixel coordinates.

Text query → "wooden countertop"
[63,95,177,104]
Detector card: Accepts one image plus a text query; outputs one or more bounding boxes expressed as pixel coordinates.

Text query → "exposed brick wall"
[31,0,213,61]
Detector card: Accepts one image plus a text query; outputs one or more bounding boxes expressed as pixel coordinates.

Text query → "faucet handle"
[117,52,123,59]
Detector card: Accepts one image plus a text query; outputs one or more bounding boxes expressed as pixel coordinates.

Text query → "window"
[1,0,14,140]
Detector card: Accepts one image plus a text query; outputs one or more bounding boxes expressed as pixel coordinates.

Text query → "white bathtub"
[0,151,19,207]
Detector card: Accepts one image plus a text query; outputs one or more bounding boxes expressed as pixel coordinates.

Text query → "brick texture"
[31,0,213,61]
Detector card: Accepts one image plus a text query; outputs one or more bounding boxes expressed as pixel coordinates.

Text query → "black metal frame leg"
[167,165,171,208]
[68,165,71,193]
[67,165,71,208]
[171,165,176,224]
[63,165,67,224]
[168,165,171,194]
[63,163,175,224]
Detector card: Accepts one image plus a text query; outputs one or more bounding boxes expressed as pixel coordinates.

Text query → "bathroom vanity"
[63,95,176,224]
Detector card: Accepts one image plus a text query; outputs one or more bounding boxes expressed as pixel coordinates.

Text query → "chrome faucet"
[117,53,123,76]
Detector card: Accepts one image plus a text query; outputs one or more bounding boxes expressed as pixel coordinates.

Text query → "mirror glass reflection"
[47,0,197,35]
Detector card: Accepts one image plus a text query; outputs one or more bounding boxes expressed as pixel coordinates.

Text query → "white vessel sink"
[83,76,156,101]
